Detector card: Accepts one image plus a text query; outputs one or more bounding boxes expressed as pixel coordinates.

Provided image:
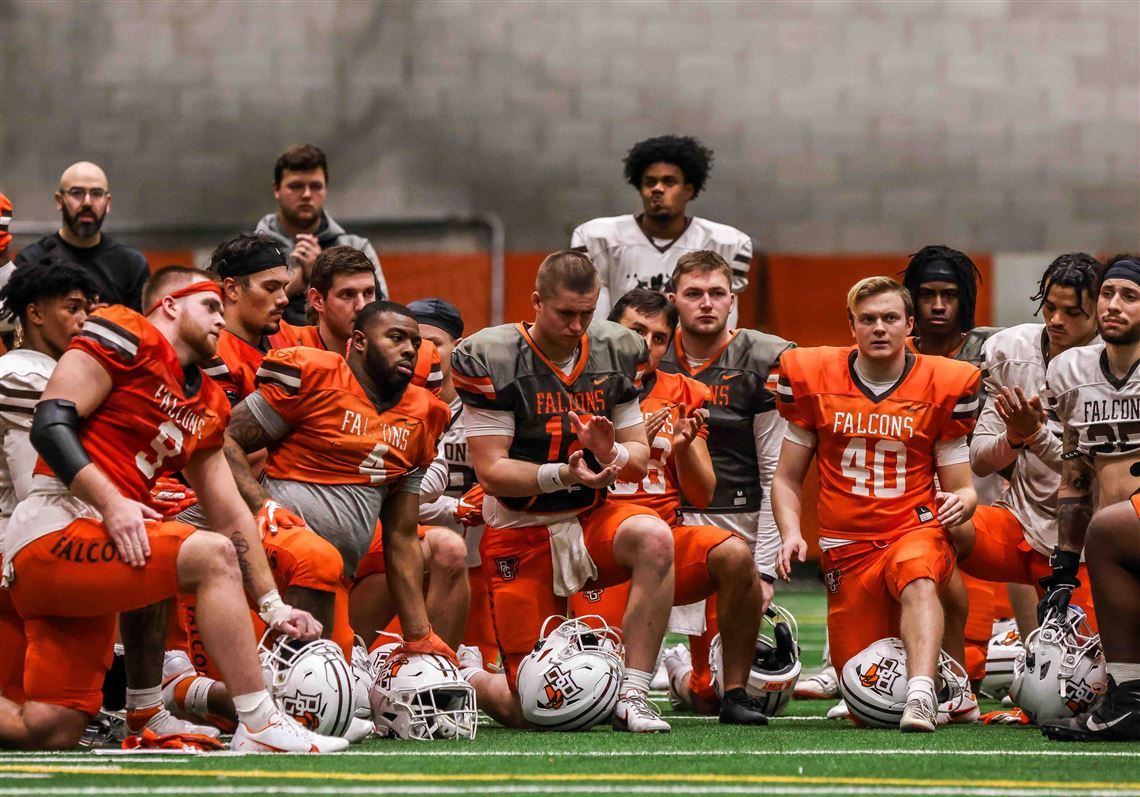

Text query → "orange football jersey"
[777,346,980,542]
[268,321,443,397]
[34,306,231,504]
[254,346,449,486]
[609,370,710,524]
[202,329,266,403]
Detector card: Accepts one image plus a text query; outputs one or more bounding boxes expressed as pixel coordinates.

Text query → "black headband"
[1103,259,1140,287]
[214,243,286,279]
[917,259,960,287]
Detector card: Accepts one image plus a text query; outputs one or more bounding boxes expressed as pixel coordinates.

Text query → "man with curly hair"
[572,136,753,327]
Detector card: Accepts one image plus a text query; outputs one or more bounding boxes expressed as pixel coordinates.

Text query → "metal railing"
[11,213,507,325]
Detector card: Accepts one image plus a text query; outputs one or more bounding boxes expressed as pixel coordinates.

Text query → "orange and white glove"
[454,484,485,528]
[149,477,197,518]
[256,499,305,539]
[393,627,458,666]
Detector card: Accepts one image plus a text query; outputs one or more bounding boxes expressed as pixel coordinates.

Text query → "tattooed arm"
[1038,424,1095,623]
[222,395,285,513]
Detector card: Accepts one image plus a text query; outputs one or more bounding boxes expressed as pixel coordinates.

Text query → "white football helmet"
[259,632,354,737]
[370,651,477,740]
[839,637,970,728]
[980,618,1023,699]
[350,638,375,720]
[515,615,624,731]
[1010,606,1106,724]
[708,604,802,716]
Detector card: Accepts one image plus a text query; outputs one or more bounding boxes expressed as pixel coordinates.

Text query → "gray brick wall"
[2,0,1136,252]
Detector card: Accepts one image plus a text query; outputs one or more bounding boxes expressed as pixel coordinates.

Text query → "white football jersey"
[1047,342,1140,462]
[0,349,54,551]
[418,398,482,567]
[973,324,1078,554]
[571,214,752,325]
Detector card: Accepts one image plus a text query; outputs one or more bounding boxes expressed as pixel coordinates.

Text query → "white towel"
[668,600,707,636]
[548,518,598,597]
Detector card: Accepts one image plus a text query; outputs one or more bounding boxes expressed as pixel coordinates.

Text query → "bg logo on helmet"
[280,689,326,729]
[542,665,582,709]
[857,656,902,695]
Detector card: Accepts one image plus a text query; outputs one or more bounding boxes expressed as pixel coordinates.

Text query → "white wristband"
[257,588,291,627]
[537,463,567,493]
[600,442,630,470]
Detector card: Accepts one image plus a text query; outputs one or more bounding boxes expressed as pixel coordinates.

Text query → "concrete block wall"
[2,0,1136,252]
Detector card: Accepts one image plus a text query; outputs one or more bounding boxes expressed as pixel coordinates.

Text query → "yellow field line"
[1,764,1137,791]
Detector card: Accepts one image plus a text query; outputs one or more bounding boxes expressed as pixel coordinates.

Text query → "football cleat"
[795,666,839,700]
[231,708,350,753]
[129,706,222,739]
[718,687,769,726]
[456,644,485,671]
[663,643,693,709]
[939,688,980,725]
[825,699,850,720]
[612,689,671,733]
[1040,676,1140,742]
[900,694,938,733]
[979,618,1023,699]
[344,715,375,744]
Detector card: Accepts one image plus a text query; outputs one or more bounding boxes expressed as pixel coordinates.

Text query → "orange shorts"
[0,587,27,703]
[463,564,499,665]
[354,522,428,581]
[8,518,195,715]
[568,524,732,624]
[961,504,1096,630]
[481,500,657,689]
[820,525,955,676]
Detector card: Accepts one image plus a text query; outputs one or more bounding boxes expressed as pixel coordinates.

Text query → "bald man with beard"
[15,162,150,312]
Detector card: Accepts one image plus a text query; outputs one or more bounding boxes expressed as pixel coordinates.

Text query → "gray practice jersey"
[972,324,1071,555]
[0,350,54,550]
[1047,342,1140,462]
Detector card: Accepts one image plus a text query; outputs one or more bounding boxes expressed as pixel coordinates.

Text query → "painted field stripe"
[1,764,1137,791]
[0,786,1136,797]
[8,748,1135,762]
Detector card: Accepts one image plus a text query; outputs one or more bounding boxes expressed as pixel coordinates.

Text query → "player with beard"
[14,162,149,312]
[571,135,753,328]
[953,254,1102,637]
[0,266,341,752]
[452,251,676,732]
[255,144,388,326]
[223,301,453,666]
[1041,255,1140,742]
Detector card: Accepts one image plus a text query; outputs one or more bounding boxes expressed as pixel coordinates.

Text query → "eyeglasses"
[63,187,107,200]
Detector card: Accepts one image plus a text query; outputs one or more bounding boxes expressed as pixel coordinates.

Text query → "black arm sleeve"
[30,399,93,486]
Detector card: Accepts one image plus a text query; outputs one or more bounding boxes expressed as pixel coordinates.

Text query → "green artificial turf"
[3,586,1138,796]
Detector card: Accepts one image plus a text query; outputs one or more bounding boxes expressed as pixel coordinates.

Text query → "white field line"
[0,787,1136,797]
[3,748,1139,761]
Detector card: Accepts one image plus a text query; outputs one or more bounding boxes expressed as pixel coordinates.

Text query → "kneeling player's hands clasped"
[935,491,966,529]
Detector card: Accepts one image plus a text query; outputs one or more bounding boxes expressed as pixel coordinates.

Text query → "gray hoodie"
[256,212,389,326]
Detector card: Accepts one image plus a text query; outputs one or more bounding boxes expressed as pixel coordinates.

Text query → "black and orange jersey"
[254,346,449,487]
[658,328,793,513]
[202,329,268,404]
[269,321,443,397]
[33,306,231,504]
[452,320,646,516]
[777,346,981,542]
[609,369,710,524]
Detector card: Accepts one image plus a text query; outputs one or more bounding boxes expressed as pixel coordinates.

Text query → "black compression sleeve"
[30,399,93,486]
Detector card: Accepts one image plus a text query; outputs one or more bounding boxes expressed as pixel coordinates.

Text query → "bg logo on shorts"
[582,588,603,603]
[825,568,841,594]
[495,556,519,581]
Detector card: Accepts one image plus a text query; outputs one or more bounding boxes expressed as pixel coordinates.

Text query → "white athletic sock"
[621,667,653,695]
[232,690,275,729]
[1107,663,1140,683]
[125,686,163,712]
[906,675,937,704]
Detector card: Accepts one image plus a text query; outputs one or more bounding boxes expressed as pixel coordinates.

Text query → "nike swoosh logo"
[1086,712,1133,731]
[721,372,743,381]
[593,376,611,385]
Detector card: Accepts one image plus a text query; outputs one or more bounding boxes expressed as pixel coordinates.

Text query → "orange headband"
[145,281,223,317]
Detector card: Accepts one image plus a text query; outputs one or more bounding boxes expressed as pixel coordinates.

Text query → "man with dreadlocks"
[571,135,753,327]
[952,254,1102,649]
